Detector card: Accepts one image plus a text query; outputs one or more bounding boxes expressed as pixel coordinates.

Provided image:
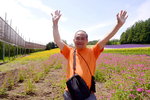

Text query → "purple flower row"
[105,44,150,48]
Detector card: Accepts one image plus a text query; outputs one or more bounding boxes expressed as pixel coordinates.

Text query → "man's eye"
[76,37,80,40]
[81,37,85,40]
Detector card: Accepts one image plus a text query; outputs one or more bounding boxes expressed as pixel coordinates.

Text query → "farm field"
[0,46,150,100]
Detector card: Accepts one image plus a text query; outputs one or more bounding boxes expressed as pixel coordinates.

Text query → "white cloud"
[17,0,68,22]
[0,0,35,40]
[0,0,32,20]
[84,22,112,33]
[16,0,53,16]
[137,0,150,20]
[0,0,69,45]
[125,0,150,28]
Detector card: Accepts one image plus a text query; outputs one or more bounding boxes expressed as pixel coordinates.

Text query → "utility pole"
[2,13,7,62]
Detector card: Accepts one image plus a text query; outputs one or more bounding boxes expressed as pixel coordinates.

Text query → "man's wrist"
[53,23,58,27]
[116,23,123,28]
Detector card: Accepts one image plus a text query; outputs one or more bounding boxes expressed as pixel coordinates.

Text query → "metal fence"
[0,17,46,49]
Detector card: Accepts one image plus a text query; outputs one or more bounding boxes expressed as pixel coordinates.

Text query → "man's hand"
[97,10,128,49]
[117,10,128,26]
[51,10,61,25]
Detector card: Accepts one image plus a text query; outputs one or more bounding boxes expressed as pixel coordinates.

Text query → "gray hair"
[74,30,88,39]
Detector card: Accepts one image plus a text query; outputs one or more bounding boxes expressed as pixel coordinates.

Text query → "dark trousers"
[63,91,97,100]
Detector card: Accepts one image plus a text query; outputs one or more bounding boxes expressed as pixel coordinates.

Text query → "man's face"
[73,32,88,49]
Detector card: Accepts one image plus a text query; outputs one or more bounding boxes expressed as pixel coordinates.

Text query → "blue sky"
[0,0,150,45]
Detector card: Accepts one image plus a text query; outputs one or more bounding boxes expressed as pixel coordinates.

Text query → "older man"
[51,10,128,100]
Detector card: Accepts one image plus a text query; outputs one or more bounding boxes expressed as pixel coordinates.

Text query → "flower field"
[96,53,150,99]
[0,46,150,100]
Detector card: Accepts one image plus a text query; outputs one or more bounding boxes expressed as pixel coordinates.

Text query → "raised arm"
[97,10,128,49]
[51,10,65,50]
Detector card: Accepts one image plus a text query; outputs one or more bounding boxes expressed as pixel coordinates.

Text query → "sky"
[0,0,150,45]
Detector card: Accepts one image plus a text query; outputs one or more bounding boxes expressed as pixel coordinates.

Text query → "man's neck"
[76,47,87,51]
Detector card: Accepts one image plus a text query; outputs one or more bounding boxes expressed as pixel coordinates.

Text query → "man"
[51,10,128,100]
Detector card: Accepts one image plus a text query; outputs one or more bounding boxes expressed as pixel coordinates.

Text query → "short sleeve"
[60,44,71,59]
[92,44,104,59]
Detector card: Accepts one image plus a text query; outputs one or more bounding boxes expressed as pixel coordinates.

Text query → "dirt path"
[96,82,112,99]
[0,67,110,100]
[0,66,66,100]
[0,66,111,100]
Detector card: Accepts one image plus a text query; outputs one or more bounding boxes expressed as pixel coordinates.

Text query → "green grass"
[0,55,24,63]
[88,45,150,55]
[0,49,60,72]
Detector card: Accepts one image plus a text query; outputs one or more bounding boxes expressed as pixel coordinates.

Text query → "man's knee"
[85,93,97,100]
[63,91,97,100]
[63,91,72,100]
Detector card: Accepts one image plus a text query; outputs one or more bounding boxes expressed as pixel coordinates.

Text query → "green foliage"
[88,40,98,45]
[7,78,15,90]
[0,41,45,61]
[107,39,120,45]
[94,70,106,82]
[120,18,150,44]
[18,70,27,82]
[0,78,8,95]
[88,39,120,45]
[0,87,7,95]
[54,63,62,69]
[46,42,58,50]
[33,72,44,83]
[24,79,35,95]
[112,90,130,100]
[44,65,51,74]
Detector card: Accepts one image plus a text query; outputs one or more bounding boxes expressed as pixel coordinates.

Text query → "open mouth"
[77,44,83,46]
[76,42,84,45]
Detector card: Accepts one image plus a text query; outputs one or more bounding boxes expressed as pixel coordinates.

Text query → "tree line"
[120,18,150,44]
[46,39,120,50]
[87,39,120,45]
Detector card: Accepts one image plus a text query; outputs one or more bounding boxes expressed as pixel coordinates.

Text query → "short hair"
[75,30,88,39]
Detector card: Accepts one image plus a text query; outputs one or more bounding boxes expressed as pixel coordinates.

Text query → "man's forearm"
[52,24,64,50]
[98,24,122,49]
[102,24,122,43]
[98,10,128,49]
[53,24,61,43]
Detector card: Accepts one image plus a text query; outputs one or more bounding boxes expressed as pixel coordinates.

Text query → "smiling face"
[73,30,88,49]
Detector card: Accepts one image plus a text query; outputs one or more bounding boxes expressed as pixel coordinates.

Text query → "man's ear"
[86,39,88,43]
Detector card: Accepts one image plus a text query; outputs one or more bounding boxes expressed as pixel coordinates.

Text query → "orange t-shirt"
[61,44,104,89]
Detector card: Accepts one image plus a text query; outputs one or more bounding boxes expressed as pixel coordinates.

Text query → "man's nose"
[78,39,83,42]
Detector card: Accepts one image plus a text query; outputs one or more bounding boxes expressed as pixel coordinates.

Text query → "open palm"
[51,10,61,25]
[117,10,128,26]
